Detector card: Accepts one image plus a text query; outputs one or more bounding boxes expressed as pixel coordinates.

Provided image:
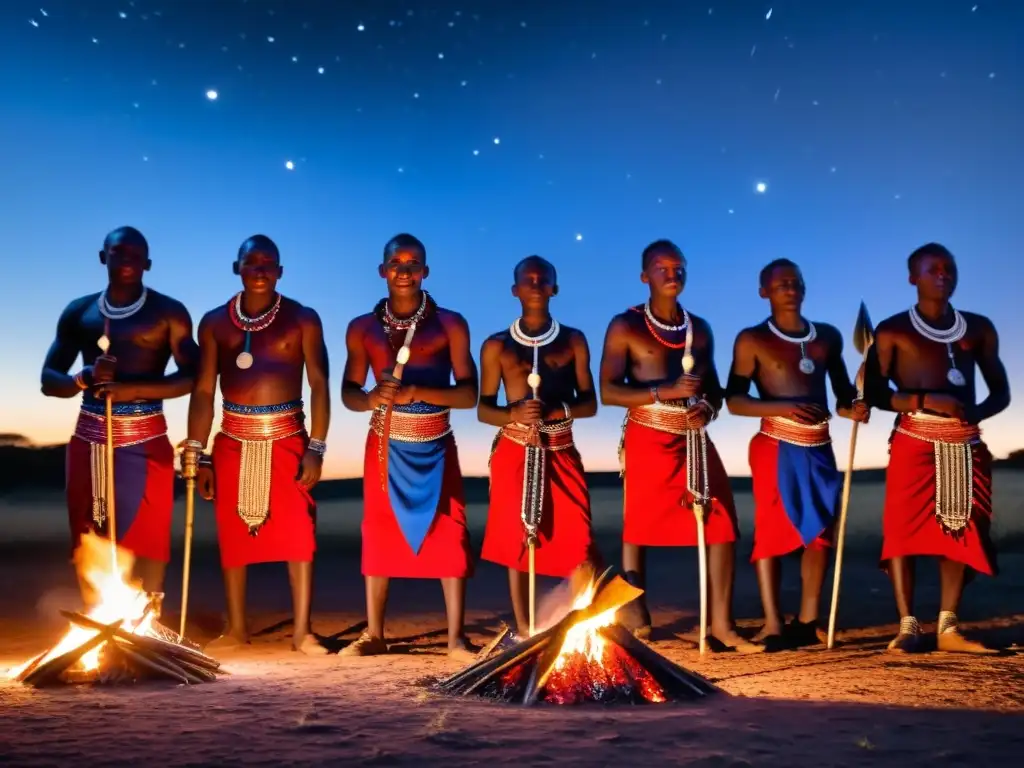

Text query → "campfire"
[436,568,719,705]
[6,533,222,687]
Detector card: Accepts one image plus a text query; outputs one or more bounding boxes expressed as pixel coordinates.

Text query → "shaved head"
[237,234,280,262]
[383,233,426,262]
[514,255,557,284]
[103,226,148,255]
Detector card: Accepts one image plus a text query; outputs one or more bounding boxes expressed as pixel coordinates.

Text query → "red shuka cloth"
[361,430,474,579]
[622,420,739,546]
[66,435,175,563]
[212,432,317,569]
[481,435,597,578]
[881,430,996,577]
[748,432,832,561]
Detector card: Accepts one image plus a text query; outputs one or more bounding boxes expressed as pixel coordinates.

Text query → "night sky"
[3,0,1021,478]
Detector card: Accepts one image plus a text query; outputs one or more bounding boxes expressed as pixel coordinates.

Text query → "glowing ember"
[7,533,158,681]
[436,568,718,706]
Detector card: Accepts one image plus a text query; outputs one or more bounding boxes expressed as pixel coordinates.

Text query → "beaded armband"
[307,438,327,457]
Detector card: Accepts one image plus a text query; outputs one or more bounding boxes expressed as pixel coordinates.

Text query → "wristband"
[650,385,660,404]
[307,438,327,457]
[74,371,89,390]
[561,402,571,420]
[198,453,213,467]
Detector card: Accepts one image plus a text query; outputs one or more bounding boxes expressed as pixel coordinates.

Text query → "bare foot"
[937,631,999,655]
[708,628,766,654]
[294,634,328,655]
[205,633,249,652]
[447,636,480,663]
[887,616,924,654]
[338,632,388,658]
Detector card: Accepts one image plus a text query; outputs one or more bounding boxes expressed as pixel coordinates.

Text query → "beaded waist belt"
[627,402,704,435]
[220,400,306,442]
[895,412,980,444]
[219,400,306,536]
[760,417,831,447]
[75,402,167,530]
[501,419,575,450]
[895,412,980,538]
[370,406,452,443]
[74,402,167,447]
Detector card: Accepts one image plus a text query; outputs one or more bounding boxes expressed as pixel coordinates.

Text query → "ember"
[436,568,719,705]
[6,533,222,687]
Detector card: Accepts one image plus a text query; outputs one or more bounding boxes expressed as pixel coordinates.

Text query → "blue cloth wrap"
[387,402,448,555]
[776,441,842,546]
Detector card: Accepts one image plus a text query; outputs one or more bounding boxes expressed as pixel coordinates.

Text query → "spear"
[826,301,874,649]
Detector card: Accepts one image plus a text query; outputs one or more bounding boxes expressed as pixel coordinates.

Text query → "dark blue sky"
[2,0,1021,477]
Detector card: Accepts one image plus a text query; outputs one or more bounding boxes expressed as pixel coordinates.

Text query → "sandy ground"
[2,535,1023,767]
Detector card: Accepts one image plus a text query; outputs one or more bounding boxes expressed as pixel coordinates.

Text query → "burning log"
[436,568,720,706]
[6,533,222,688]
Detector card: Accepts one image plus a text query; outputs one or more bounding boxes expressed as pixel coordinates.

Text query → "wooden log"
[60,611,220,671]
[437,626,554,694]
[20,620,121,687]
[113,640,193,685]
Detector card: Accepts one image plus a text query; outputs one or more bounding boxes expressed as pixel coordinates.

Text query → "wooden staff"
[102,319,118,574]
[682,352,708,656]
[178,443,199,638]
[527,376,541,637]
[826,301,875,649]
[379,324,418,490]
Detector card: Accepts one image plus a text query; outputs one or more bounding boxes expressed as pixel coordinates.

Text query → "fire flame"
[6,533,155,679]
[552,580,618,670]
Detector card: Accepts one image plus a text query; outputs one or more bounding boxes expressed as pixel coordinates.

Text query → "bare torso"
[486,325,583,404]
[60,289,190,407]
[875,310,988,406]
[205,297,310,405]
[737,321,846,406]
[614,305,717,393]
[351,306,460,394]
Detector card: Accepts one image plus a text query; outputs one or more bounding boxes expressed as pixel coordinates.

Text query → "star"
[493,137,501,145]
[357,23,365,31]
[755,181,767,193]
[575,234,583,241]
[472,149,479,156]
[766,8,773,20]
[205,89,218,101]
[119,11,127,19]
[267,36,275,43]
[317,67,325,74]
[29,19,39,27]
[438,53,445,59]
[285,161,295,170]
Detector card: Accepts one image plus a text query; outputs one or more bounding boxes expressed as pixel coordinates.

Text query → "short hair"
[103,226,148,254]
[907,242,954,274]
[237,234,279,262]
[513,255,557,284]
[759,258,800,288]
[383,233,426,262]
[641,239,685,270]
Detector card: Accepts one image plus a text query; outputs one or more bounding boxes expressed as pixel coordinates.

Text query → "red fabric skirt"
[65,435,175,563]
[881,430,996,577]
[622,420,739,547]
[749,432,833,561]
[212,432,316,569]
[481,436,596,577]
[361,431,473,579]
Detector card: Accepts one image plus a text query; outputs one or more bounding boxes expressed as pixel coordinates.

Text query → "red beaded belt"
[501,419,575,451]
[220,407,305,442]
[896,412,980,444]
[759,417,831,447]
[626,402,706,435]
[73,408,167,448]
[370,407,452,443]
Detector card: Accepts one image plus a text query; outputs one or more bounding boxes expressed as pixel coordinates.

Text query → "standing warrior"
[864,243,1009,653]
[340,233,478,659]
[478,256,601,639]
[183,235,330,654]
[725,259,869,649]
[599,239,762,652]
[41,226,198,600]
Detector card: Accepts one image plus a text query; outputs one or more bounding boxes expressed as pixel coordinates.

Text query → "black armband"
[478,394,500,409]
[724,370,752,401]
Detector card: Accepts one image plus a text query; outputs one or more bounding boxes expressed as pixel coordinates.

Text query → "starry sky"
[2,0,1021,479]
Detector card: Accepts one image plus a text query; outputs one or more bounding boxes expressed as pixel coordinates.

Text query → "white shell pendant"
[396,345,411,365]
[947,367,966,387]
[236,351,254,369]
[799,357,816,375]
[97,334,110,353]
[527,372,542,390]
[681,353,695,374]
